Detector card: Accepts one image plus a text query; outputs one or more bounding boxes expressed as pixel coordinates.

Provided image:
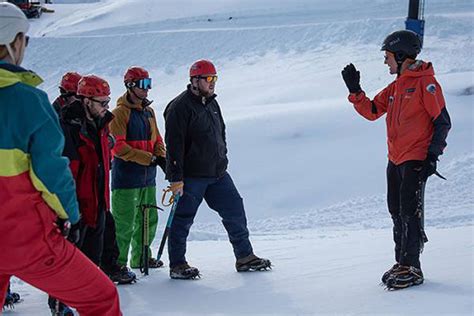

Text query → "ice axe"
[137,204,163,275]
[156,188,181,262]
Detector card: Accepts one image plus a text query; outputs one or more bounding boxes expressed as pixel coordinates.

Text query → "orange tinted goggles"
[199,75,218,83]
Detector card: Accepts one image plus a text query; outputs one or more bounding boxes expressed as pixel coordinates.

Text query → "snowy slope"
[9,226,474,315]
[6,0,474,315]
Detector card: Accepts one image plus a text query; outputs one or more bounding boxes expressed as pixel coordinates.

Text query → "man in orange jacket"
[341,30,451,289]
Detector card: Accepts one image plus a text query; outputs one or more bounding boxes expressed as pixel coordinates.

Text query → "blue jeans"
[168,172,253,268]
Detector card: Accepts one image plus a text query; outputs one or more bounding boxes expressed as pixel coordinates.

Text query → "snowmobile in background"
[7,0,55,19]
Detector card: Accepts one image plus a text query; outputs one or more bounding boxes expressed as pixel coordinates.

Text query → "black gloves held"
[56,218,71,237]
[55,218,80,244]
[419,153,438,181]
[341,63,362,94]
[68,223,81,245]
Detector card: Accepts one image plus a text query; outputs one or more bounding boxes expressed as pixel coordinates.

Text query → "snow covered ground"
[6,0,474,315]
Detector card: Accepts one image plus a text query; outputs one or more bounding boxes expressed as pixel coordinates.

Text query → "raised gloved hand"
[418,153,438,181]
[341,63,362,94]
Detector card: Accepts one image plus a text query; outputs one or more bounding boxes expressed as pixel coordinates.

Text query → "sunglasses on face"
[25,35,29,47]
[90,97,111,108]
[198,75,218,83]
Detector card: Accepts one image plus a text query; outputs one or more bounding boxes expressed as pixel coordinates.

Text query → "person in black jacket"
[164,60,271,280]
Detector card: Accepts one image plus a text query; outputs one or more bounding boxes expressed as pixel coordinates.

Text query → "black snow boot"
[236,254,272,272]
[170,263,201,280]
[3,287,20,309]
[48,296,74,316]
[107,265,137,285]
[385,265,424,290]
[131,258,164,269]
[381,263,402,284]
[149,258,164,269]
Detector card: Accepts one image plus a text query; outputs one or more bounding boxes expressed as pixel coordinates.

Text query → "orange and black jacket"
[109,93,166,189]
[348,61,451,164]
[60,101,114,227]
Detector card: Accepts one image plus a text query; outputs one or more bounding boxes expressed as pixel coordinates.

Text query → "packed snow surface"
[6,0,473,315]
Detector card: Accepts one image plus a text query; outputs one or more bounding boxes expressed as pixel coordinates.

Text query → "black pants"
[100,212,121,273]
[78,209,106,266]
[387,160,426,269]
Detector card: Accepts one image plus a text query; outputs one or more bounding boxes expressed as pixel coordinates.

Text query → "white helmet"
[0,2,29,45]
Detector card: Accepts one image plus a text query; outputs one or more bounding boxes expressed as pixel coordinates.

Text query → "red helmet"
[124,66,149,83]
[60,72,82,93]
[189,60,217,77]
[77,75,111,97]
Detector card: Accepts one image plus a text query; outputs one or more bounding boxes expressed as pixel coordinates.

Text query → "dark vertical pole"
[408,0,420,19]
[405,0,425,48]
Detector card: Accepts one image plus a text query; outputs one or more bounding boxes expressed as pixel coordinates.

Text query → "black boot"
[381,263,401,284]
[3,287,20,309]
[386,265,424,290]
[149,258,164,269]
[236,254,272,272]
[107,265,137,284]
[170,263,201,280]
[48,296,74,316]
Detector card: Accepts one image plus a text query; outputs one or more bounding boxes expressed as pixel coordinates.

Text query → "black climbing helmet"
[381,30,421,62]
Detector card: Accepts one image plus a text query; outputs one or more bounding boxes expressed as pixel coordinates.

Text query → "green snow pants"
[111,186,158,268]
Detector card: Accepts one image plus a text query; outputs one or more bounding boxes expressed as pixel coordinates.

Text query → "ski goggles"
[131,78,152,90]
[198,75,218,83]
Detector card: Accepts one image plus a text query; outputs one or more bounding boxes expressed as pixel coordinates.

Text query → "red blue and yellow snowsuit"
[0,61,121,315]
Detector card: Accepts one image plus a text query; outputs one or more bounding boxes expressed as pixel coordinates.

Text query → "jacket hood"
[116,91,152,110]
[0,61,43,88]
[401,60,435,78]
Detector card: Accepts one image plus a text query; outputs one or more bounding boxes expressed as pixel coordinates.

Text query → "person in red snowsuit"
[0,3,122,315]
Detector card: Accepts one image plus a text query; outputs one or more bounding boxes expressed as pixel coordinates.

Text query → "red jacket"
[349,61,451,165]
[60,101,114,227]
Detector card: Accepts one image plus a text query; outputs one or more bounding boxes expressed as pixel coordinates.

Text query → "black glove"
[55,218,81,244]
[341,63,362,94]
[67,223,81,245]
[56,218,71,237]
[150,155,166,173]
[419,153,438,181]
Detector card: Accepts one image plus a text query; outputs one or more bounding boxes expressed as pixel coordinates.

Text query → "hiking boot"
[48,296,74,316]
[3,289,20,309]
[385,265,424,290]
[131,258,164,269]
[149,258,164,268]
[236,254,272,272]
[381,263,402,284]
[108,265,137,285]
[170,263,201,280]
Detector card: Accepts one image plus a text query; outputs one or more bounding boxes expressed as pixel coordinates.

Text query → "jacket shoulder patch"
[426,84,437,94]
